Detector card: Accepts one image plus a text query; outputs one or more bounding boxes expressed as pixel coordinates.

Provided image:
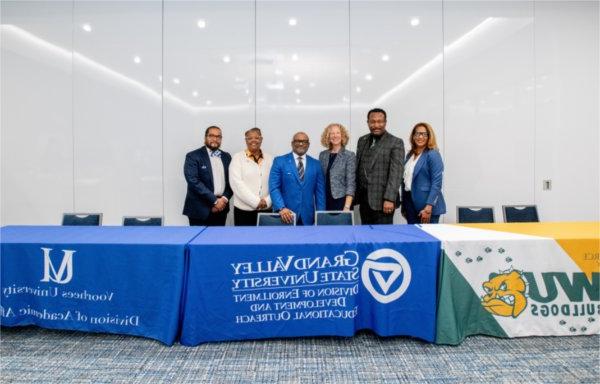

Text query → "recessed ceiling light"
[309,82,316,88]
[192,91,198,97]
[223,55,231,63]
[296,98,301,104]
[355,86,362,93]
[206,100,212,106]
[291,53,299,61]
[197,19,206,29]
[342,96,349,102]
[293,75,300,82]
[173,78,180,85]
[82,23,92,32]
[275,69,283,76]
[365,74,373,81]
[381,54,390,62]
[288,18,297,26]
[266,82,285,90]
[158,75,162,82]
[410,18,420,27]
[133,56,141,64]
[245,89,250,95]
[294,89,301,95]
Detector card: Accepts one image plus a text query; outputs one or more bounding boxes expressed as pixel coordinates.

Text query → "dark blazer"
[404,149,446,215]
[269,152,326,225]
[319,148,356,199]
[182,146,233,220]
[356,131,405,210]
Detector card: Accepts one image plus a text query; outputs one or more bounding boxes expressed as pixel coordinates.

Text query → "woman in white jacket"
[229,127,273,226]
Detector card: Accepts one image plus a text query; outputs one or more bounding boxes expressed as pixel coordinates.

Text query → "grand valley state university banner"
[180,225,441,345]
[420,222,600,345]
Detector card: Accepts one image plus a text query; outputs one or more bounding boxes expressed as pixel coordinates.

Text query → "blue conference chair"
[257,212,296,226]
[62,213,102,226]
[456,206,495,223]
[503,205,539,223]
[123,216,163,226]
[315,211,354,226]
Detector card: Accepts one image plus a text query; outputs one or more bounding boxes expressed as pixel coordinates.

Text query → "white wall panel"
[534,1,599,221]
[1,1,73,225]
[72,1,163,225]
[163,1,255,225]
[256,0,349,159]
[443,1,535,223]
[0,1,597,225]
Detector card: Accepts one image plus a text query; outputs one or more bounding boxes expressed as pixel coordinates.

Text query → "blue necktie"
[211,150,222,158]
[297,157,304,181]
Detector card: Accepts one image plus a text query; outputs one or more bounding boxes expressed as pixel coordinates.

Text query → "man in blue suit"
[269,132,325,225]
[183,126,233,226]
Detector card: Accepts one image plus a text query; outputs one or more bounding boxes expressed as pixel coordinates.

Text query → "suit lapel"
[321,152,329,173]
[200,146,214,189]
[412,150,426,181]
[368,132,388,170]
[330,149,342,171]
[288,153,303,185]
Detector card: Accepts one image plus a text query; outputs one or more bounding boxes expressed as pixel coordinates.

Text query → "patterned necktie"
[297,157,304,181]
[211,149,222,158]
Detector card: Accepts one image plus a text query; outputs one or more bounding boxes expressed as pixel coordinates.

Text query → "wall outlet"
[543,180,552,190]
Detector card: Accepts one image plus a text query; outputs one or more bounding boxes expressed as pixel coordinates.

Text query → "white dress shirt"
[293,153,307,174]
[207,148,225,197]
[403,152,421,192]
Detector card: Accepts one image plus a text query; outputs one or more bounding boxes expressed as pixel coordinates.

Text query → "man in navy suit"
[269,132,325,225]
[183,126,233,226]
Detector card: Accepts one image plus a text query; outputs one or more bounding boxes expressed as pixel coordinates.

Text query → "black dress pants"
[188,209,228,226]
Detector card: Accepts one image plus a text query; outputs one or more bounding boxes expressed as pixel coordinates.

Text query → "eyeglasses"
[413,132,429,138]
[207,134,222,139]
[245,136,262,141]
[293,140,309,145]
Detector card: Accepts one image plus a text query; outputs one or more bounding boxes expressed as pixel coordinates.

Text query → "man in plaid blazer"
[356,108,405,224]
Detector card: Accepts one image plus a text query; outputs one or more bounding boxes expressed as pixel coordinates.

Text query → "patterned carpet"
[1,327,598,383]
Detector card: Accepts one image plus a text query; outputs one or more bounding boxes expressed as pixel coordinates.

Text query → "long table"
[0,226,203,345]
[2,223,597,346]
[420,222,600,345]
[180,225,441,345]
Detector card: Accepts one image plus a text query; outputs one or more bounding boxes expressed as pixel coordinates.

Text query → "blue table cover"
[180,225,440,345]
[0,226,203,345]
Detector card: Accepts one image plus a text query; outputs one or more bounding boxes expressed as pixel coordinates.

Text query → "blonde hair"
[409,122,438,153]
[320,123,350,149]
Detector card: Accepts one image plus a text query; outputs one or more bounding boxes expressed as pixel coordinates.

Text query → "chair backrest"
[456,206,495,224]
[257,212,296,226]
[503,205,539,223]
[123,216,163,226]
[315,211,354,226]
[62,213,102,226]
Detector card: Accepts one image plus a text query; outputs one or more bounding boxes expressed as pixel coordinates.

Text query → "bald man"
[269,132,325,225]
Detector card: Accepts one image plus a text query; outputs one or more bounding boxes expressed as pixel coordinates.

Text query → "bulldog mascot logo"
[481,270,528,318]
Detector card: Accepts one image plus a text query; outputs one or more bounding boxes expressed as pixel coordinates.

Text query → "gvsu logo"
[361,249,411,303]
[40,247,75,284]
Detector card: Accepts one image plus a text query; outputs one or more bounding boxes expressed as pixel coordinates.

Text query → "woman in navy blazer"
[401,122,446,224]
[318,123,356,211]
